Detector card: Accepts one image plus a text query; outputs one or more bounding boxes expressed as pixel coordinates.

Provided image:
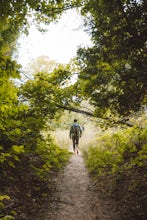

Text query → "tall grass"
[51,123,99,153]
[51,129,71,150]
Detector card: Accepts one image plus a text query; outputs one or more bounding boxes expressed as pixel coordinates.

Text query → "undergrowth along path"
[37,154,119,220]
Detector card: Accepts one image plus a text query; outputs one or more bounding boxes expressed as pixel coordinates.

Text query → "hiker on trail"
[69,119,82,154]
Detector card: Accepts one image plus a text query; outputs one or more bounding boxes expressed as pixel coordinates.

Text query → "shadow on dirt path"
[36,154,120,220]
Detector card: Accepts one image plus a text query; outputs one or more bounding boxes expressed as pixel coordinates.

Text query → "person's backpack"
[72,124,81,137]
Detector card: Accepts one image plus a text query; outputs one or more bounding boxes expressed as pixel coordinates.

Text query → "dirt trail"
[37,154,119,220]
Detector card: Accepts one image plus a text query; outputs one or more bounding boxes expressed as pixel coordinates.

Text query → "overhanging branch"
[56,104,94,117]
[56,103,135,127]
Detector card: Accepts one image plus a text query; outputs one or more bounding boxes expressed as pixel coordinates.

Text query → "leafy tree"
[20,64,75,117]
[0,1,82,218]
[25,56,58,75]
[75,0,147,118]
[0,0,84,167]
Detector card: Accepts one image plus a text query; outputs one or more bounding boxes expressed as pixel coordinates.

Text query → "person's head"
[74,119,77,123]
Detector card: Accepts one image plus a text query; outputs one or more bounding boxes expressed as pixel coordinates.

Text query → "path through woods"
[36,154,120,220]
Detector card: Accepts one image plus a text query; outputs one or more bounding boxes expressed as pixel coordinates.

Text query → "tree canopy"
[75,0,147,118]
[1,0,146,120]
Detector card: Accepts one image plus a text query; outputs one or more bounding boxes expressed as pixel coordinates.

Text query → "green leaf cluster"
[76,0,147,117]
[0,195,15,220]
[85,125,147,219]
[85,127,147,177]
[33,134,69,178]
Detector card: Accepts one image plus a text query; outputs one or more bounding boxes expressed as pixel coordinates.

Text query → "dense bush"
[85,126,147,219]
[0,74,70,219]
[0,128,69,220]
[86,126,147,176]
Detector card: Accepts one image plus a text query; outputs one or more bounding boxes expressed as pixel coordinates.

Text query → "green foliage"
[0,56,71,220]
[76,0,147,117]
[0,195,10,201]
[85,125,147,219]
[0,195,15,220]
[0,216,15,220]
[0,1,82,219]
[85,127,147,176]
[32,134,70,178]
[0,195,10,209]
[20,65,77,120]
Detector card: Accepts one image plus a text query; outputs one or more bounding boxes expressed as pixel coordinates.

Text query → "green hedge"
[85,126,147,177]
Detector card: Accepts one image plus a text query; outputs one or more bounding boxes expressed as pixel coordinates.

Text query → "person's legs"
[75,136,79,154]
[75,136,79,145]
[72,137,76,153]
[72,136,80,154]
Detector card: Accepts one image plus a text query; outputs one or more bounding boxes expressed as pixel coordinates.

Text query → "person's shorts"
[72,136,79,145]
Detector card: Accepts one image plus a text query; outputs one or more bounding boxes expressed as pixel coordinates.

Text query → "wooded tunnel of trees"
[0,0,147,219]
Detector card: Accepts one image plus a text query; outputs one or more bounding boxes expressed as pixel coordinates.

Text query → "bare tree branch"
[56,103,94,117]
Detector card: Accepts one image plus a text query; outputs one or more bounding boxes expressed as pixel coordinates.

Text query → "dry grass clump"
[51,129,71,150]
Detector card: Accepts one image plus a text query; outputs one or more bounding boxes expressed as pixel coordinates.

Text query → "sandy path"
[36,154,119,220]
[49,154,95,220]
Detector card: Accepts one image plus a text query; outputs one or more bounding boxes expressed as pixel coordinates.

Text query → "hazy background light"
[17,9,92,67]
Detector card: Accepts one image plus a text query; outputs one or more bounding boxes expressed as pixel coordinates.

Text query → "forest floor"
[35,153,120,220]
